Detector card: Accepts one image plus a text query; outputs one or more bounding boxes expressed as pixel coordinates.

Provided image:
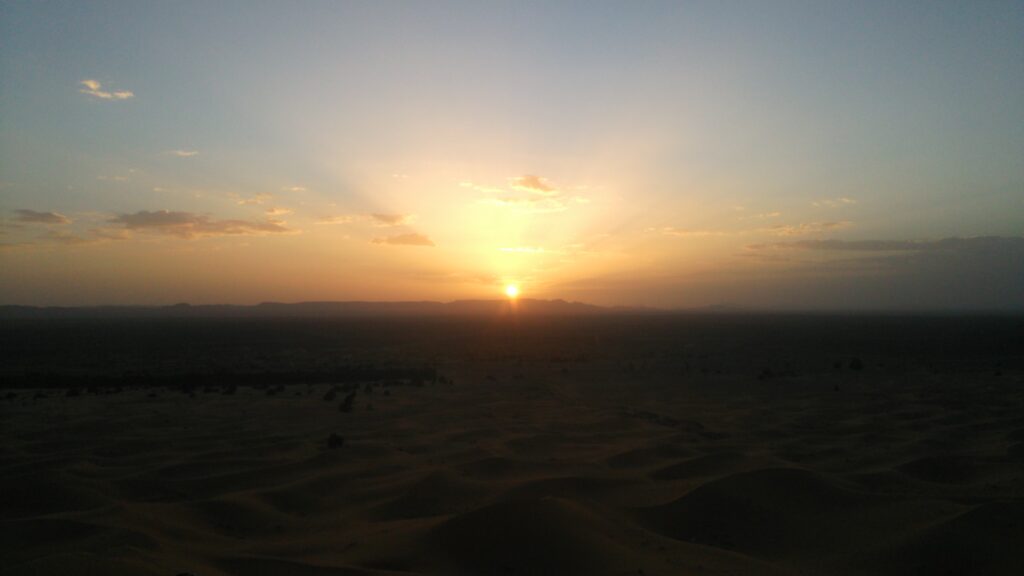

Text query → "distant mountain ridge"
[0,299,660,318]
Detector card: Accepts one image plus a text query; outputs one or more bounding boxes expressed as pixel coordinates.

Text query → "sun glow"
[505,284,520,299]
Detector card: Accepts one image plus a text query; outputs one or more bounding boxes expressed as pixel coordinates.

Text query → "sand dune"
[641,467,960,569]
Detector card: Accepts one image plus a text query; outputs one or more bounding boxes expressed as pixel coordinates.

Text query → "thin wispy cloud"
[265,207,293,216]
[317,214,358,225]
[110,210,293,239]
[231,193,272,206]
[459,181,505,195]
[317,213,414,226]
[813,197,857,208]
[746,236,1024,253]
[510,174,557,196]
[79,79,134,100]
[479,196,575,214]
[281,186,307,192]
[657,220,850,239]
[370,213,413,226]
[39,230,98,245]
[468,175,587,214]
[372,232,435,247]
[13,209,71,225]
[658,227,728,238]
[499,246,548,254]
[1,225,131,250]
[88,227,132,241]
[168,150,199,158]
[763,221,851,237]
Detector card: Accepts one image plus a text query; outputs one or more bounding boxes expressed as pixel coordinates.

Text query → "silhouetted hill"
[0,299,656,319]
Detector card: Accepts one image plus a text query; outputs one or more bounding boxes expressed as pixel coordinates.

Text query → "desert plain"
[2,311,1023,575]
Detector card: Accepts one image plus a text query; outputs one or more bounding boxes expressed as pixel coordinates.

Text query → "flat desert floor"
[2,315,1023,575]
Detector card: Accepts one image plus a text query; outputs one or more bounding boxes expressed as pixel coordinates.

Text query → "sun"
[504,284,520,299]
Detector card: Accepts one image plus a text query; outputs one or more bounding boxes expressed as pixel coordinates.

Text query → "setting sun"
[505,284,520,299]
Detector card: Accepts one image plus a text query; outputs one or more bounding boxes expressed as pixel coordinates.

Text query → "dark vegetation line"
[3,366,438,390]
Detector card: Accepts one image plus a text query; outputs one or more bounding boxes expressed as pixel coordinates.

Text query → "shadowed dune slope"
[428,496,641,575]
[639,467,960,565]
[867,502,1024,576]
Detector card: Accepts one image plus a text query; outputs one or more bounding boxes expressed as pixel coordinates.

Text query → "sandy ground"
[3,356,1024,575]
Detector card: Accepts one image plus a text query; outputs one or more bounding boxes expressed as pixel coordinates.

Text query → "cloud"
[168,150,199,157]
[316,213,415,226]
[467,175,587,214]
[762,221,851,236]
[317,214,358,225]
[97,175,129,182]
[79,79,134,100]
[460,181,505,194]
[659,227,727,238]
[372,233,434,247]
[88,227,132,241]
[813,197,857,208]
[510,175,557,195]
[0,225,132,250]
[479,196,574,213]
[232,193,272,205]
[110,210,293,239]
[281,186,307,192]
[265,207,293,216]
[13,209,71,225]
[499,246,548,254]
[747,236,1023,253]
[657,220,849,239]
[370,213,413,226]
[38,230,96,245]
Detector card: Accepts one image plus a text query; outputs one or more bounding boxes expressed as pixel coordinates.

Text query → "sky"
[1,1,1022,310]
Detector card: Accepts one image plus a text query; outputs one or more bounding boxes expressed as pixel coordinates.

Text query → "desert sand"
[2,314,1023,575]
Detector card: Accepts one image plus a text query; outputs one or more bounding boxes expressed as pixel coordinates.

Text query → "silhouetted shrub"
[339,391,356,413]
[327,433,345,449]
